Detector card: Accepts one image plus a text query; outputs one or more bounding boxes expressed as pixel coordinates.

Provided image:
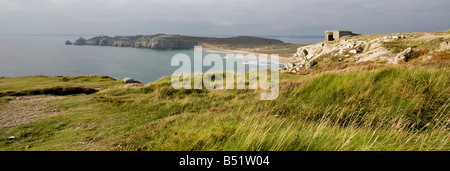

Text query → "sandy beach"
[204,48,292,63]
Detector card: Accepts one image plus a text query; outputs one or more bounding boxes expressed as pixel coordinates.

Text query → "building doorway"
[328,34,335,41]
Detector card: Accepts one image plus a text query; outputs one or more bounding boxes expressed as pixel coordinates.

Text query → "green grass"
[0,75,123,97]
[0,75,121,93]
[0,66,448,151]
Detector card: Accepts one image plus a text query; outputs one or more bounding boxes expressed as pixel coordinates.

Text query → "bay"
[0,35,286,83]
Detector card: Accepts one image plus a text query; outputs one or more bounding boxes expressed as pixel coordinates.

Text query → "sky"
[0,0,449,36]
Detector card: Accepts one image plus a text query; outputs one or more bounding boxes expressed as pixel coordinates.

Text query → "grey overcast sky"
[0,0,449,36]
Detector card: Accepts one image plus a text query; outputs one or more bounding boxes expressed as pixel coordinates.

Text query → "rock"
[349,50,358,54]
[73,37,87,45]
[123,78,132,83]
[7,136,16,140]
[123,78,142,84]
[345,43,354,48]
[440,41,450,51]
[65,40,72,45]
[423,55,433,61]
[25,145,31,149]
[300,49,308,56]
[306,60,318,69]
[389,47,413,64]
[53,109,60,112]
[398,47,413,61]
[286,63,294,69]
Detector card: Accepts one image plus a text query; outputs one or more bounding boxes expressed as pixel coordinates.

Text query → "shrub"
[158,85,207,99]
[432,51,450,59]
[1,86,98,97]
[407,48,429,60]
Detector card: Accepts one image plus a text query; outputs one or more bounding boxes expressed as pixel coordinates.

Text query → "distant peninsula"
[68,34,285,50]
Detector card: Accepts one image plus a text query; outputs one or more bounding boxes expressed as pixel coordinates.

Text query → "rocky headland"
[281,30,450,72]
[71,34,285,50]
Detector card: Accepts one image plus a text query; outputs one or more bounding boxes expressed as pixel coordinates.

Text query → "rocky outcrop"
[440,41,450,51]
[306,59,318,69]
[280,32,450,73]
[73,37,87,45]
[389,47,413,64]
[65,40,72,45]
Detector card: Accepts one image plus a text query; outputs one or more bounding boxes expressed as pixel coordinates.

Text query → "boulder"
[7,136,16,140]
[306,60,318,69]
[300,49,308,56]
[65,40,72,45]
[389,47,413,64]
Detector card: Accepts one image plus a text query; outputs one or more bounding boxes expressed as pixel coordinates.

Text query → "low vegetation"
[0,75,122,98]
[203,44,303,57]
[0,75,121,93]
[0,65,448,151]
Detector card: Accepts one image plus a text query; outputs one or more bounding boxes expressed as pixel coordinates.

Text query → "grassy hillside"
[0,66,448,151]
[0,75,122,97]
[0,75,121,93]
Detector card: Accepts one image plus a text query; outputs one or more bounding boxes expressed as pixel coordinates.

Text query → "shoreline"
[203,48,292,63]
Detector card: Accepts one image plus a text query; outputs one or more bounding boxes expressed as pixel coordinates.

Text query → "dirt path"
[0,96,64,128]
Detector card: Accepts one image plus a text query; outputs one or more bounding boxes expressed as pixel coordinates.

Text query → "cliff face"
[73,35,198,50]
[72,34,284,50]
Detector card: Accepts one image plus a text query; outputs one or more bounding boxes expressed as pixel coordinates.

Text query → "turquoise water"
[0,35,284,83]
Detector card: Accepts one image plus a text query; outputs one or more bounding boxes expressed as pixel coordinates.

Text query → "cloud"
[0,0,27,11]
[0,0,449,35]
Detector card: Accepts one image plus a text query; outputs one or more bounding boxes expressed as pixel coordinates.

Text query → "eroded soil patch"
[0,95,64,127]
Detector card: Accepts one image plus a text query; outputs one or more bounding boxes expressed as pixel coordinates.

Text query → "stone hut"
[325,30,360,41]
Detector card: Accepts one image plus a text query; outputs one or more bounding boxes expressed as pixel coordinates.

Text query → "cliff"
[72,34,285,50]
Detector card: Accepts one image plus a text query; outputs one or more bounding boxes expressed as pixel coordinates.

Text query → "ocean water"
[0,35,284,83]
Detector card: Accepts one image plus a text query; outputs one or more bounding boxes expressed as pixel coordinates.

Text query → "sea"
[0,35,323,83]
